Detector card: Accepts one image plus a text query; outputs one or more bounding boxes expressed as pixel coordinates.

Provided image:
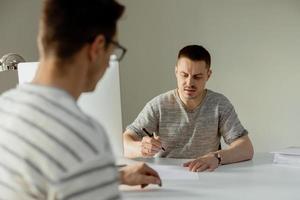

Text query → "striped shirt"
[0,84,120,200]
[127,89,248,158]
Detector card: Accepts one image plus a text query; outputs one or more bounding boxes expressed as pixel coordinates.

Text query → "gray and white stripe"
[0,84,120,199]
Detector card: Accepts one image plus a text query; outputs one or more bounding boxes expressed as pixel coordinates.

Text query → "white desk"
[119,153,300,200]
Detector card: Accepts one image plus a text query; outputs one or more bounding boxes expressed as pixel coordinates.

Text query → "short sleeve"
[126,99,159,138]
[219,97,248,145]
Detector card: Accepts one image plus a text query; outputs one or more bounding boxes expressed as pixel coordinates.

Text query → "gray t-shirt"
[126,89,248,158]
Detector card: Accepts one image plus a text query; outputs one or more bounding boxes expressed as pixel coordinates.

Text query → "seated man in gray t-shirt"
[123,45,254,172]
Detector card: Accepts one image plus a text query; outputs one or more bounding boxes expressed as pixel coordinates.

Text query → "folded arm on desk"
[184,135,254,172]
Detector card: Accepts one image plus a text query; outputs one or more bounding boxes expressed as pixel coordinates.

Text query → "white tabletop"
[119,153,300,200]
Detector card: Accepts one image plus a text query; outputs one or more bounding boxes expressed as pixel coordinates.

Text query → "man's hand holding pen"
[141,128,165,157]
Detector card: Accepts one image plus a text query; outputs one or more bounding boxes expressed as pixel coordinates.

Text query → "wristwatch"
[214,152,222,165]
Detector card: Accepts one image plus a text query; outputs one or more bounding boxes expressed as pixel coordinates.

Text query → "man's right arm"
[119,162,162,188]
[123,130,143,158]
[123,130,163,158]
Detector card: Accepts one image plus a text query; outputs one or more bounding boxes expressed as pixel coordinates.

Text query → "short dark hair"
[40,0,125,59]
[177,45,211,67]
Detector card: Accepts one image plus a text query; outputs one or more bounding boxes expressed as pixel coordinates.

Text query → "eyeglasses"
[109,40,127,62]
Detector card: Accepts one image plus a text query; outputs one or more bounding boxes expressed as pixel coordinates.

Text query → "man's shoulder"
[87,116,106,133]
[206,89,232,106]
[148,89,177,105]
[0,86,35,109]
[0,86,21,99]
[207,89,228,100]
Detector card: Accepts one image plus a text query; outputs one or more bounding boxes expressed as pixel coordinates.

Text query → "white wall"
[119,0,300,152]
[0,0,42,93]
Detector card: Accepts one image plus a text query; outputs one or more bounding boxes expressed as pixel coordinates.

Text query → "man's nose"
[186,76,194,86]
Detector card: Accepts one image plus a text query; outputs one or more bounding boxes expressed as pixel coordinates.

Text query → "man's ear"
[88,35,106,62]
[207,69,212,79]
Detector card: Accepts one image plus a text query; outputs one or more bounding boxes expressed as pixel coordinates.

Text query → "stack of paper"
[272,146,300,166]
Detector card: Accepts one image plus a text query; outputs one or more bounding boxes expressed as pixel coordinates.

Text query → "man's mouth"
[184,88,196,92]
[184,88,196,94]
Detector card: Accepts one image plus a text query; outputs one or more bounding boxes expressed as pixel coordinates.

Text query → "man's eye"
[181,73,188,77]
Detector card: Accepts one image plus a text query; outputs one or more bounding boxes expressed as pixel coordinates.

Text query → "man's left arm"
[216,134,254,165]
[183,135,253,172]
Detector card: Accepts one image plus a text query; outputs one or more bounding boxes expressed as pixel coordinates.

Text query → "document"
[148,164,199,180]
[272,146,300,155]
[271,146,300,166]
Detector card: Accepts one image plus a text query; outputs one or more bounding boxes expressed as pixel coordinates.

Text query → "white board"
[17,61,123,156]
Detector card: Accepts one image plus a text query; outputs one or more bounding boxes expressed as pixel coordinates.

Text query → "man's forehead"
[177,58,208,73]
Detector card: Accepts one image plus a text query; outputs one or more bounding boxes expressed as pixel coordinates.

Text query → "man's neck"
[32,57,87,100]
[178,89,207,111]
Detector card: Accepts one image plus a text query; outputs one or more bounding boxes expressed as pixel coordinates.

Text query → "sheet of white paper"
[271,146,300,155]
[148,164,199,180]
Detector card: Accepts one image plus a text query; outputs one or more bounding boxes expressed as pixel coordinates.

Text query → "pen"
[142,128,166,151]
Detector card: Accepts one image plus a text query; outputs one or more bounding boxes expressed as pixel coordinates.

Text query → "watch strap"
[214,152,221,165]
